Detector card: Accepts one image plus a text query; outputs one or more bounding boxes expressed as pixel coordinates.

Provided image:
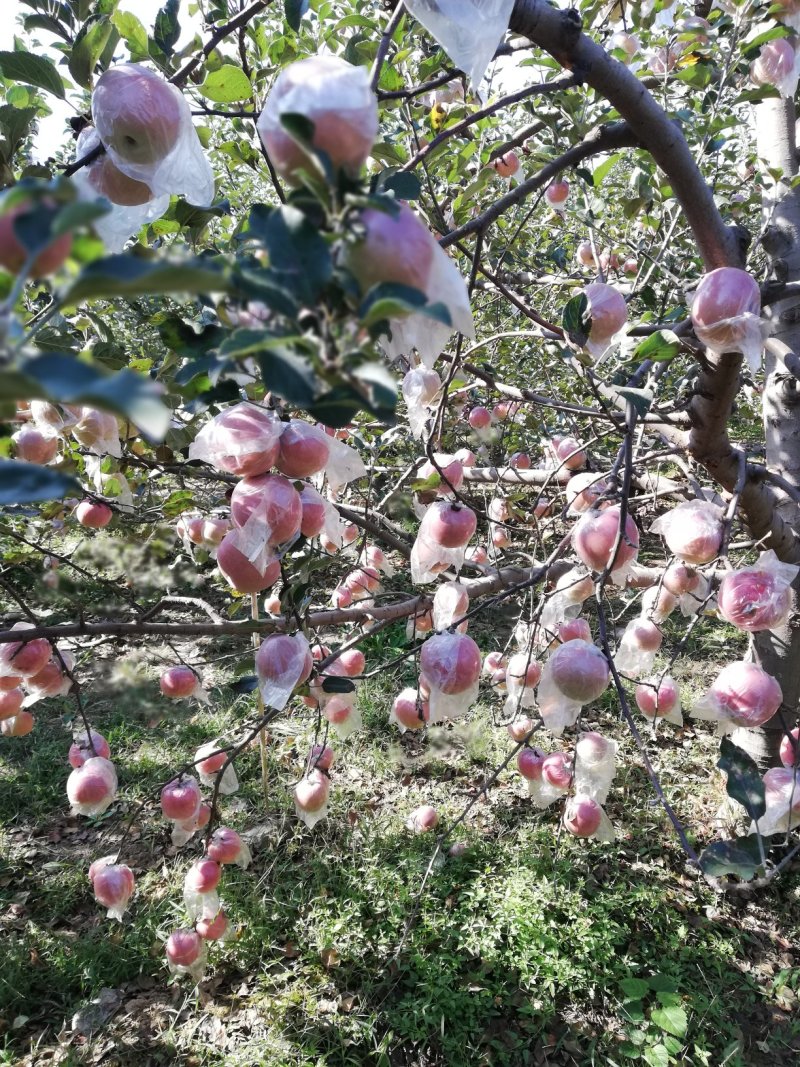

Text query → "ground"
[1,572,800,1067]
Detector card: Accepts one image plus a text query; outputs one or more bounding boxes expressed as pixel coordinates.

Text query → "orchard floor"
[1,624,799,1067]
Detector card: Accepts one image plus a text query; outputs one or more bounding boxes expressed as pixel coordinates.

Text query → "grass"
[1,610,799,1066]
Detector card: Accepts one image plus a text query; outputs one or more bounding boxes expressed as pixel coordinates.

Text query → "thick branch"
[0,562,551,646]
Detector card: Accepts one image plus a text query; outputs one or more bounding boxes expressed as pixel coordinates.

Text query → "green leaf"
[3,354,170,441]
[0,105,38,156]
[285,0,311,32]
[358,282,429,328]
[374,168,422,201]
[64,255,230,302]
[68,15,113,88]
[199,64,253,103]
[351,362,397,424]
[5,201,65,268]
[619,977,651,1001]
[562,292,589,346]
[0,51,65,99]
[411,472,441,493]
[699,836,764,880]
[52,199,109,235]
[229,675,258,694]
[593,151,623,188]
[642,1045,670,1067]
[112,10,148,56]
[307,387,362,428]
[647,974,678,994]
[234,264,299,319]
[153,0,181,55]
[650,1003,688,1040]
[162,489,196,518]
[718,735,766,820]
[616,386,654,418]
[632,329,681,363]
[256,349,317,408]
[258,205,332,303]
[219,328,307,359]
[0,460,79,504]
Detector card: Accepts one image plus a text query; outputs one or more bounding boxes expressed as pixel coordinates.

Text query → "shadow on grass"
[1,675,800,1066]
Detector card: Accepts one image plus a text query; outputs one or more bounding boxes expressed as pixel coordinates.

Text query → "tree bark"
[734,97,800,765]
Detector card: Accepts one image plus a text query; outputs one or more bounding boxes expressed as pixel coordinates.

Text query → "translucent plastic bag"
[380,246,476,367]
[92,64,214,206]
[419,631,481,722]
[613,617,662,678]
[650,499,724,565]
[690,267,765,371]
[691,660,783,735]
[411,502,476,584]
[750,38,800,100]
[503,651,541,716]
[405,1,516,89]
[402,366,442,438]
[717,550,799,634]
[188,402,283,477]
[257,54,378,185]
[255,633,312,710]
[573,731,617,805]
[432,581,470,631]
[753,767,800,836]
[71,128,171,252]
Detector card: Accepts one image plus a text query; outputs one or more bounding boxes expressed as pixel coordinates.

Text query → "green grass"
[1,622,799,1066]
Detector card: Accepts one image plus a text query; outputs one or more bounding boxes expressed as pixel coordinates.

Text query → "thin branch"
[170,1,272,88]
[370,2,406,91]
[403,74,577,172]
[440,122,640,248]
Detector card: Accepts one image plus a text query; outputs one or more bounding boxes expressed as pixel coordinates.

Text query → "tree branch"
[509,0,741,269]
[440,122,639,248]
[403,74,577,172]
[170,1,272,88]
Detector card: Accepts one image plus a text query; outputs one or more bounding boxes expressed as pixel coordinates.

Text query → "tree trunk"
[733,97,800,767]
